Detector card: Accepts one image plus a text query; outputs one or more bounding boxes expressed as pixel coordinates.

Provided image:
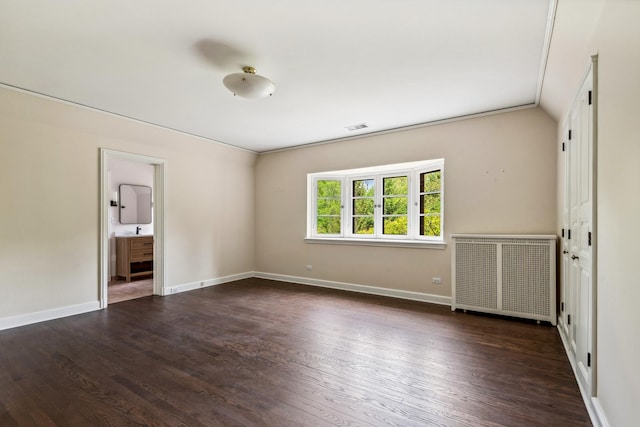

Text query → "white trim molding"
[557,325,606,427]
[0,301,101,331]
[164,272,255,295]
[253,272,451,306]
[592,398,610,427]
[304,237,446,249]
[100,148,167,303]
[0,271,450,330]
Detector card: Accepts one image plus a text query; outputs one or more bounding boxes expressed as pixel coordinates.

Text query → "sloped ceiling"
[0,0,553,152]
[539,0,605,121]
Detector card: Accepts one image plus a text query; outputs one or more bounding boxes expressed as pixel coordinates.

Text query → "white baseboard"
[164,271,254,295]
[556,325,607,427]
[592,398,610,427]
[0,271,447,331]
[0,301,101,331]
[253,272,451,306]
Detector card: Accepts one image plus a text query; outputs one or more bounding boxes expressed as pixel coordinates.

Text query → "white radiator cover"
[451,234,557,325]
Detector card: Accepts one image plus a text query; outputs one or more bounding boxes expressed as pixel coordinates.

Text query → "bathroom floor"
[108,277,153,304]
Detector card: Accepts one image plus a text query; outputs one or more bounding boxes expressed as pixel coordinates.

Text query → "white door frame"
[99,148,166,308]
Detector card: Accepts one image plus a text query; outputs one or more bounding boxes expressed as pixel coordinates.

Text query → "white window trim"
[307,159,445,248]
[303,237,446,249]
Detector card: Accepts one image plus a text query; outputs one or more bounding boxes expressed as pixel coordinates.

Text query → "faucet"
[136,226,142,235]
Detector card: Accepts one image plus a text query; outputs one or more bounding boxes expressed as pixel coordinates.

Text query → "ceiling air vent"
[345,123,368,131]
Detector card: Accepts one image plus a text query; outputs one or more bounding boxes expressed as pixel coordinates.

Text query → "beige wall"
[593,4,640,424]
[553,2,640,425]
[255,107,557,297]
[547,1,640,425]
[0,87,256,319]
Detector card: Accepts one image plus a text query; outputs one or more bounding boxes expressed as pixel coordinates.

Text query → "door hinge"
[568,129,572,140]
[561,302,564,312]
[562,142,566,152]
[588,91,592,105]
[561,228,565,238]
[568,229,571,240]
[587,352,592,367]
[568,314,571,325]
[588,231,592,246]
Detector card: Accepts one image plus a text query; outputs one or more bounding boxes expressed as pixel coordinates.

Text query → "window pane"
[419,170,442,237]
[317,199,341,215]
[383,176,408,195]
[421,194,441,214]
[383,216,407,235]
[316,179,342,234]
[382,176,408,236]
[353,198,374,215]
[317,180,341,198]
[353,216,374,234]
[318,179,341,199]
[352,178,375,235]
[383,197,408,215]
[353,179,374,197]
[420,170,441,192]
[420,215,441,237]
[317,216,341,234]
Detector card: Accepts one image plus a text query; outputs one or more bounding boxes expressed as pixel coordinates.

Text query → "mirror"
[119,184,152,224]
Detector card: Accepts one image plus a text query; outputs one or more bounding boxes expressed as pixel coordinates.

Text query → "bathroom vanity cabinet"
[116,235,154,282]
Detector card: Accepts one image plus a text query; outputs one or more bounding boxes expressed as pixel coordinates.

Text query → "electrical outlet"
[305,265,313,271]
[432,277,442,284]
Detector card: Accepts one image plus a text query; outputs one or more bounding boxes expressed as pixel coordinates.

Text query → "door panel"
[576,265,591,386]
[568,105,580,356]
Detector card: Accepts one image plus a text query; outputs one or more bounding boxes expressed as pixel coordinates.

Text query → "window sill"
[304,237,446,249]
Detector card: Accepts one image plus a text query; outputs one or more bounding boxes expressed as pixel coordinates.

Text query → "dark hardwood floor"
[0,278,591,426]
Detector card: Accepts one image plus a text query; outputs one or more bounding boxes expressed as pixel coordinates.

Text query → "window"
[419,170,442,237]
[382,175,408,236]
[316,179,342,235]
[352,178,375,235]
[307,159,444,247]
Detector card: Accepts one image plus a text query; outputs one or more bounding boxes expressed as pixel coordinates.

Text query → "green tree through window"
[352,179,374,234]
[316,180,341,234]
[419,170,441,237]
[382,176,408,235]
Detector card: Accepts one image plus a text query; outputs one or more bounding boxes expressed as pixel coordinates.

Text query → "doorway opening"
[108,277,154,304]
[100,149,165,308]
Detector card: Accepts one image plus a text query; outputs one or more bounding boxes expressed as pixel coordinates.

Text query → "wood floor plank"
[0,278,591,426]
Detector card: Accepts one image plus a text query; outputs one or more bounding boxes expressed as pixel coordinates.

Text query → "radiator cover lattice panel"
[455,243,497,309]
[451,235,556,325]
[502,243,550,316]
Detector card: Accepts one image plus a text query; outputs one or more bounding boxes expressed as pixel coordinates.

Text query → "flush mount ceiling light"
[222,66,275,99]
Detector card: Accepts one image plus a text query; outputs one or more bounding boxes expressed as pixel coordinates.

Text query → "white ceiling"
[0,0,553,152]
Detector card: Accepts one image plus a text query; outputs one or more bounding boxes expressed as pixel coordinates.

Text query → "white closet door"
[561,121,571,339]
[564,64,595,397]
[574,69,594,393]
